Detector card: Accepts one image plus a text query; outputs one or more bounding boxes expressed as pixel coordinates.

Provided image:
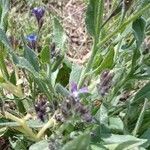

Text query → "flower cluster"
[55,96,92,123]
[97,70,114,96]
[70,82,88,99]
[35,95,48,122]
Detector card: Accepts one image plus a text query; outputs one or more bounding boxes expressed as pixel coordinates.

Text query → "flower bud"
[97,70,114,96]
[32,7,45,29]
[26,34,37,50]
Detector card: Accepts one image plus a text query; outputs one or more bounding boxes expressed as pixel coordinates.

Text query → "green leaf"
[0,119,45,128]
[132,82,150,105]
[132,17,146,47]
[85,0,104,37]
[0,121,19,127]
[95,104,108,125]
[0,0,9,31]
[10,71,16,85]
[40,45,50,64]
[55,83,70,97]
[92,53,103,69]
[69,63,82,89]
[62,134,90,150]
[0,27,12,52]
[10,138,27,150]
[102,134,146,144]
[53,17,67,51]
[141,128,150,148]
[12,54,39,78]
[51,55,64,72]
[91,144,107,150]
[105,140,146,150]
[138,0,150,9]
[24,46,39,72]
[51,69,59,87]
[0,127,7,136]
[0,81,23,98]
[95,48,114,75]
[29,140,49,150]
[109,117,124,132]
[102,134,147,150]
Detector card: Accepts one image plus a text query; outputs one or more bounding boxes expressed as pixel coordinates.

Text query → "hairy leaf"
[132,17,146,47]
[53,17,67,51]
[24,46,39,72]
[62,134,90,150]
[132,82,150,105]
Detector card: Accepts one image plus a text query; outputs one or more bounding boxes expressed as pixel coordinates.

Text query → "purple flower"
[32,7,45,29]
[26,34,37,49]
[32,7,45,22]
[71,82,88,98]
[97,70,114,96]
[35,99,47,122]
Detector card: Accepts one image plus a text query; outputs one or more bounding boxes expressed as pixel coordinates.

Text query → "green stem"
[114,6,126,61]
[0,50,9,80]
[78,39,97,87]
[78,0,104,88]
[132,98,148,136]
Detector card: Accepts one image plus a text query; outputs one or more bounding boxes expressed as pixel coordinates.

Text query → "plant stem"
[5,111,38,141]
[78,39,97,87]
[78,0,104,88]
[114,5,126,61]
[0,50,9,80]
[36,117,55,139]
[5,111,22,123]
[132,98,148,136]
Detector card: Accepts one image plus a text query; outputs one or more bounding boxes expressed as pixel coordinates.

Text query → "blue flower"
[26,34,37,43]
[32,7,45,23]
[26,34,37,49]
[71,82,88,98]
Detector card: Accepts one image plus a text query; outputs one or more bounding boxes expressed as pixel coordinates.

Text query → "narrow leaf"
[132,82,150,105]
[132,17,146,46]
[95,48,114,75]
[62,134,90,150]
[69,63,82,89]
[29,140,49,150]
[53,17,66,51]
[24,46,39,72]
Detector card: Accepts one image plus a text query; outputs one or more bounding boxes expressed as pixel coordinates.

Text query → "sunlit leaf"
[132,17,146,47]
[62,134,90,150]
[53,17,67,51]
[29,140,49,150]
[132,82,150,105]
[24,46,39,72]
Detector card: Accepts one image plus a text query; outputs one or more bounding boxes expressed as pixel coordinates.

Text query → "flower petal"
[78,87,88,94]
[26,34,37,42]
[32,7,45,22]
[71,82,78,93]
